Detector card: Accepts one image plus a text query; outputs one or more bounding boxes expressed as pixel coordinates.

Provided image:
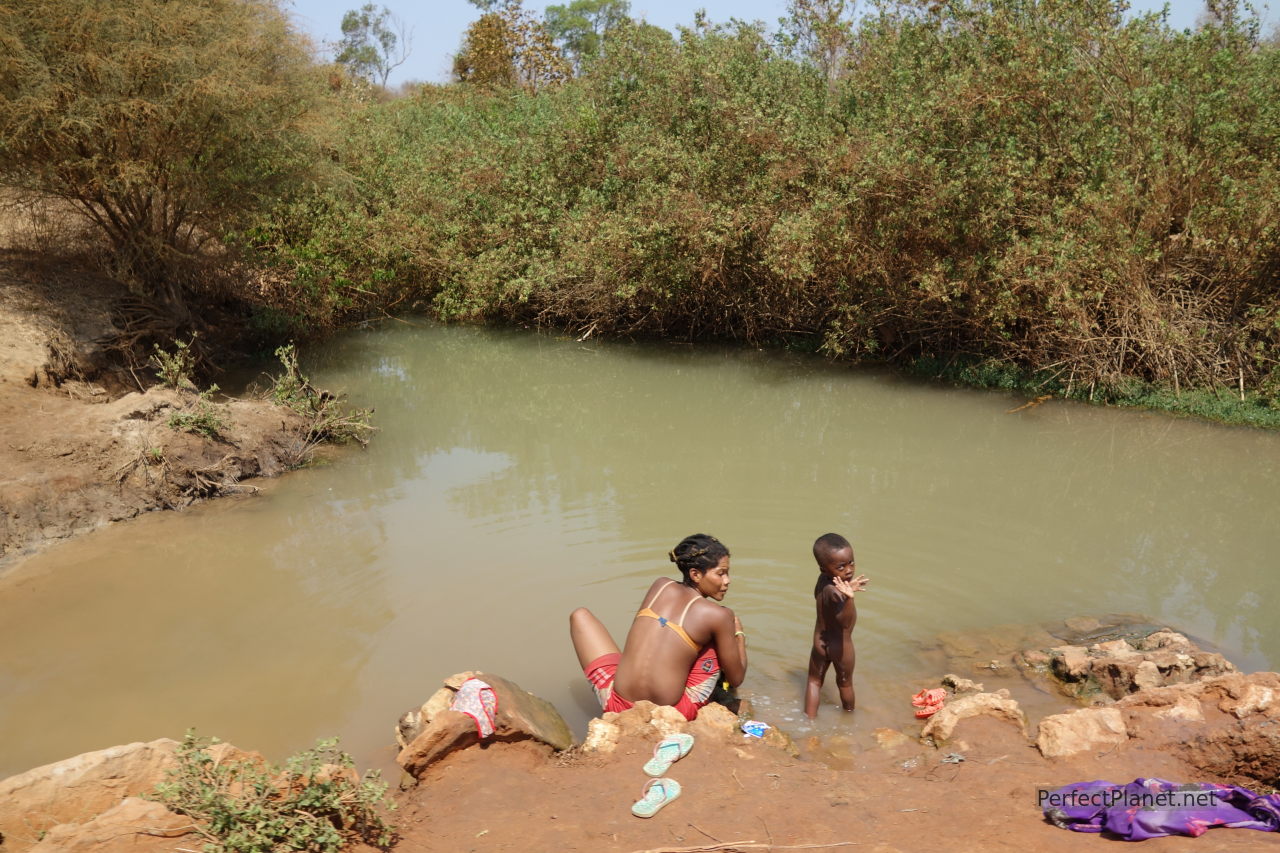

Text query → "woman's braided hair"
[669,533,730,582]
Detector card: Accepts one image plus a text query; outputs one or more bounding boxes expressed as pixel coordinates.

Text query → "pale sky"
[284,0,1269,88]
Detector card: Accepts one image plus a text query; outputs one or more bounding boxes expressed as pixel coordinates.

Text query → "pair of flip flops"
[631,733,694,818]
[912,688,947,719]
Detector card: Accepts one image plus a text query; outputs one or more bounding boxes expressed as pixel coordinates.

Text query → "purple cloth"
[1042,778,1280,840]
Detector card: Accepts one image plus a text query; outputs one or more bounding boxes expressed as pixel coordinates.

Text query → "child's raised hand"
[834,574,869,599]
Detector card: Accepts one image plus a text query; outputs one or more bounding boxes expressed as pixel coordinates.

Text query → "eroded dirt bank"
[0,249,317,565]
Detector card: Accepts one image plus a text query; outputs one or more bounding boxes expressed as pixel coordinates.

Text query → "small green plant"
[167,387,227,439]
[269,344,376,451]
[149,334,200,391]
[269,343,310,409]
[149,731,395,853]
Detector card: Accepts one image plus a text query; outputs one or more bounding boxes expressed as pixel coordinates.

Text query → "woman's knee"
[569,607,594,630]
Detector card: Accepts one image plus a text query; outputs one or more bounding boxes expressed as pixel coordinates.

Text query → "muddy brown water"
[2,322,1278,779]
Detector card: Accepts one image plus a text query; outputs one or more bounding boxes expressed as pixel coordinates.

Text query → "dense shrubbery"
[8,0,1276,414]
[249,0,1280,413]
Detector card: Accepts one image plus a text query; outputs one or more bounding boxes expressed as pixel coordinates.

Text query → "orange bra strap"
[675,594,699,627]
[666,621,699,651]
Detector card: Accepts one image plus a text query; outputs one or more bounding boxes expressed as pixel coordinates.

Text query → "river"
[1,321,1276,778]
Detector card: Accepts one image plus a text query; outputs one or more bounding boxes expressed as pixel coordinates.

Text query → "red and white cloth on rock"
[450,678,498,737]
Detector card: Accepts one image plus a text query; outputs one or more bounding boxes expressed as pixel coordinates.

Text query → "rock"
[650,704,689,736]
[1191,651,1237,678]
[395,708,423,750]
[1133,660,1163,691]
[1050,646,1091,681]
[1092,639,1135,655]
[1037,707,1128,758]
[874,728,912,750]
[0,739,179,848]
[941,674,984,694]
[1212,674,1280,719]
[484,674,571,744]
[1137,680,1206,700]
[582,718,621,754]
[1136,631,1194,653]
[422,686,455,722]
[1038,630,1238,701]
[1157,695,1206,723]
[920,690,1028,743]
[762,725,800,758]
[687,703,738,742]
[608,701,675,739]
[443,671,479,689]
[397,710,481,778]
[1118,682,1207,724]
[1110,672,1280,786]
[27,797,191,853]
[1017,649,1051,668]
[396,671,574,779]
[1091,655,1146,700]
[1064,616,1102,634]
[478,673,574,751]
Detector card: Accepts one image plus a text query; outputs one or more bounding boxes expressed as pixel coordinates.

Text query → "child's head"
[813,532,855,579]
[669,533,730,583]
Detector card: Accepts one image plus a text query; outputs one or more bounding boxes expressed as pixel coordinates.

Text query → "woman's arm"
[712,606,748,687]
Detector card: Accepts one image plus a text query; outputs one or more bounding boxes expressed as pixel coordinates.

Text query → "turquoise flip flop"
[642,732,695,777]
[631,777,682,818]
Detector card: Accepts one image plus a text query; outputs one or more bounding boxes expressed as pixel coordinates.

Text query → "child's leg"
[832,637,857,711]
[803,646,830,719]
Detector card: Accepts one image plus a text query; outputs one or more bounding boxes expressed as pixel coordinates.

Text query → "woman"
[569,533,747,720]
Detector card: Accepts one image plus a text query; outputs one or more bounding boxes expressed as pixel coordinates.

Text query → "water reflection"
[1,321,1277,778]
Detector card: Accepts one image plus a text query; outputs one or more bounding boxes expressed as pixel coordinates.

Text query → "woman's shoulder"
[691,596,733,622]
[639,576,680,603]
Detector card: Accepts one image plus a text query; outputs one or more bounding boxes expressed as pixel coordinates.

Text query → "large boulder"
[1036,707,1128,758]
[0,739,179,850]
[396,671,573,779]
[920,689,1028,743]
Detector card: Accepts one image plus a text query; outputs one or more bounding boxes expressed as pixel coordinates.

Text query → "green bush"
[149,731,395,853]
[268,344,376,450]
[166,389,228,439]
[149,336,201,392]
[245,0,1280,416]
